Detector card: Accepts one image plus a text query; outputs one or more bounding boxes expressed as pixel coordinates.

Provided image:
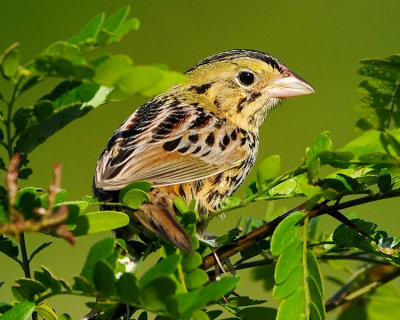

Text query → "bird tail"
[93,185,193,252]
[137,193,193,252]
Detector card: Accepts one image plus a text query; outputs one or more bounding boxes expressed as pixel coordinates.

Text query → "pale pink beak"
[263,70,315,98]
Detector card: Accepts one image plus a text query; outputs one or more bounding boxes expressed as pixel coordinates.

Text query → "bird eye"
[237,71,255,86]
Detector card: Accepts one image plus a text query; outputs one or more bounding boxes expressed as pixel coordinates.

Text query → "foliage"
[1,5,400,320]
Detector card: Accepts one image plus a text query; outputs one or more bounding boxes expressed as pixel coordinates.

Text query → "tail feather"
[93,185,192,252]
[138,194,193,252]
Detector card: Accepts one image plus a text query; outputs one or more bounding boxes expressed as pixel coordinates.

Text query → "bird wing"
[94,98,248,190]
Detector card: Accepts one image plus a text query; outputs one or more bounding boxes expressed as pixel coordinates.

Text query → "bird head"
[182,49,314,130]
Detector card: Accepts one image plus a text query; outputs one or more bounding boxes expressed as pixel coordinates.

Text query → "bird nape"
[93,49,315,252]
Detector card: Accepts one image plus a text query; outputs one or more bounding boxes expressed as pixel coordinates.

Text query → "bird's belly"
[158,166,252,220]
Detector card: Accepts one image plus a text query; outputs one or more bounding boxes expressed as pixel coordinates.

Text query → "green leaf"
[308,276,325,320]
[68,13,105,45]
[385,132,400,157]
[310,302,322,320]
[338,305,366,320]
[0,44,20,78]
[182,252,202,273]
[0,302,35,320]
[13,279,46,301]
[340,130,384,157]
[34,266,63,294]
[34,100,54,120]
[141,69,187,97]
[335,174,360,192]
[273,264,302,299]
[237,307,277,320]
[67,210,129,236]
[271,211,304,256]
[72,275,95,294]
[18,168,33,180]
[307,156,320,180]
[214,227,242,246]
[185,269,209,290]
[227,296,266,307]
[59,313,73,320]
[34,42,91,79]
[122,189,150,210]
[276,288,305,320]
[191,309,210,320]
[56,200,89,219]
[19,75,41,93]
[306,132,332,163]
[35,304,58,320]
[250,263,276,291]
[206,310,223,320]
[119,181,152,202]
[140,254,180,286]
[41,41,81,60]
[306,250,323,295]
[81,195,98,203]
[0,235,19,261]
[16,82,110,154]
[274,238,302,284]
[137,311,149,320]
[111,18,140,43]
[81,238,115,282]
[103,6,130,32]
[116,273,140,304]
[173,197,189,214]
[218,196,241,209]
[112,65,163,97]
[13,107,31,133]
[378,168,392,192]
[55,189,68,204]
[358,152,392,165]
[257,155,281,189]
[93,260,116,297]
[358,57,400,81]
[366,284,400,320]
[139,277,177,313]
[94,55,133,86]
[332,218,376,251]
[43,81,101,110]
[177,276,240,319]
[319,151,354,168]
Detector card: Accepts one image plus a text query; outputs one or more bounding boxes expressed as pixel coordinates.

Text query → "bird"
[93,49,314,252]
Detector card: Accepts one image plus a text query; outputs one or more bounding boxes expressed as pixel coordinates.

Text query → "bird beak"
[263,70,315,98]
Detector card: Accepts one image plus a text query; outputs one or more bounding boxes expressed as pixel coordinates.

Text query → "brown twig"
[201,189,400,270]
[325,265,400,312]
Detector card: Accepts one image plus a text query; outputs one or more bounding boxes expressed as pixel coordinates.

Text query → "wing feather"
[94,98,248,190]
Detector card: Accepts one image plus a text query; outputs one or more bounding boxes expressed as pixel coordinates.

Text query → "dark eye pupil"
[238,71,255,86]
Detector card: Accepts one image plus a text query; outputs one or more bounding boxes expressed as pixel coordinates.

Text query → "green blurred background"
[1,0,400,318]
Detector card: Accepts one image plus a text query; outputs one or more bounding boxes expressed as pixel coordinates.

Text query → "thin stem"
[5,79,21,160]
[36,290,101,304]
[19,233,31,278]
[202,188,400,271]
[206,166,305,222]
[319,254,393,265]
[325,266,400,312]
[176,249,188,293]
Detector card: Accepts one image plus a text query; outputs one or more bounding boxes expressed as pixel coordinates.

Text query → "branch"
[201,189,400,270]
[325,265,400,312]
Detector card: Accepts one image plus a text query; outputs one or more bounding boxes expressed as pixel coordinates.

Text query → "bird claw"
[197,233,237,277]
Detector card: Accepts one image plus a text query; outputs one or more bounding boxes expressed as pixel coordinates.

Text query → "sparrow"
[93,49,314,252]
